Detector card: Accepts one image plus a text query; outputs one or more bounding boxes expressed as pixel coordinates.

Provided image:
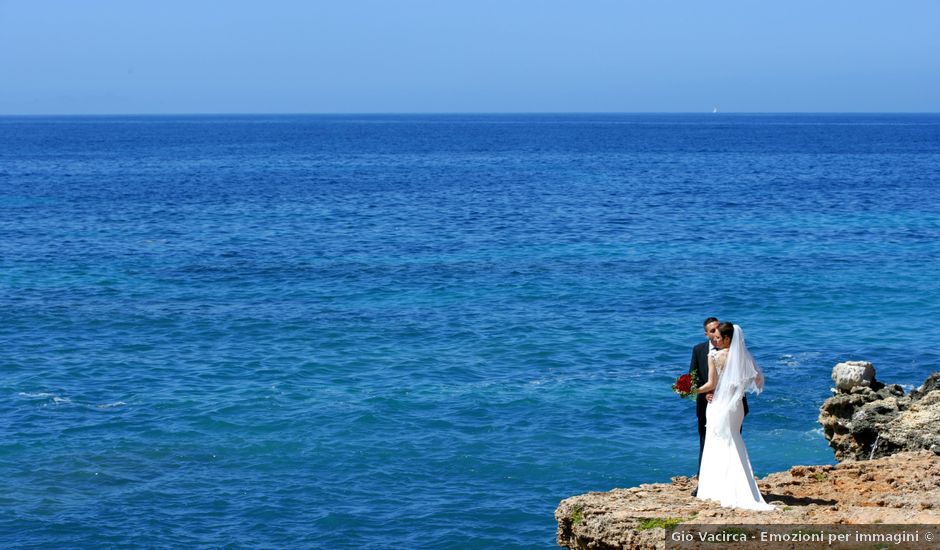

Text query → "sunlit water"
[2,114,939,548]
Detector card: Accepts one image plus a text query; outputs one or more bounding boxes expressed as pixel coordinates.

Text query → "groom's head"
[703,317,720,344]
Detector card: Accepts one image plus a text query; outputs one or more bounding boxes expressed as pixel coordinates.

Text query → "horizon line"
[2,110,940,118]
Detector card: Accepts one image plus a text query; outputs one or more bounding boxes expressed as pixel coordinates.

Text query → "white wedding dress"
[696,326,774,511]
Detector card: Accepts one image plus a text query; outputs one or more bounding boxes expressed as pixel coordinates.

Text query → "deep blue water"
[2,113,939,548]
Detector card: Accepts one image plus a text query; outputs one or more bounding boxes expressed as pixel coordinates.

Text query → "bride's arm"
[697,354,718,393]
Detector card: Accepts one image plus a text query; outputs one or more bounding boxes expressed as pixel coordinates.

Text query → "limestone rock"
[555,452,940,550]
[819,371,940,461]
[911,371,940,400]
[831,361,875,392]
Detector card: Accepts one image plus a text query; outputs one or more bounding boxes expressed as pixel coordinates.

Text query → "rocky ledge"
[555,368,940,550]
[556,451,940,550]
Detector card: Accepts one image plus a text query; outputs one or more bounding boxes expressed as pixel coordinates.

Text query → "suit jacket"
[690,341,748,420]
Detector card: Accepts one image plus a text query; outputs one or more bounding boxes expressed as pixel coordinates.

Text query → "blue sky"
[1,0,938,114]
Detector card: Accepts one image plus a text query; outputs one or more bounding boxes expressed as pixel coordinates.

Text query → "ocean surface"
[2,113,939,548]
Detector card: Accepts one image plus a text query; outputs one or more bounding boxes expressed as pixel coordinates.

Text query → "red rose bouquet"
[672,371,698,400]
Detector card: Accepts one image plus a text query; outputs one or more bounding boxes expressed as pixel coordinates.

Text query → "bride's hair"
[718,322,734,342]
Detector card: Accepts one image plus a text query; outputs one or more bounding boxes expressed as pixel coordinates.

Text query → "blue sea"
[2,113,939,548]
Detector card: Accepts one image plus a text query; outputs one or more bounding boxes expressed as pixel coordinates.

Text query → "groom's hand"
[706,392,714,403]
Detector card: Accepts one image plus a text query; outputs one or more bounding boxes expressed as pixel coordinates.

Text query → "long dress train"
[696,392,773,510]
[696,333,773,511]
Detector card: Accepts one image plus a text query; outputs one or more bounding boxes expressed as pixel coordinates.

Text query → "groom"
[689,317,747,496]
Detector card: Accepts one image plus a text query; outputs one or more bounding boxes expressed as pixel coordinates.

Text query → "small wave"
[775,351,823,368]
[19,392,72,405]
[19,392,129,409]
[19,392,74,406]
[776,354,802,367]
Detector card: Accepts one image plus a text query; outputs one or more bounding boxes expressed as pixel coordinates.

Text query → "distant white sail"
[713,106,719,113]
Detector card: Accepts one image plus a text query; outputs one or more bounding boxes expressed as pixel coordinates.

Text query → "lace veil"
[709,325,765,437]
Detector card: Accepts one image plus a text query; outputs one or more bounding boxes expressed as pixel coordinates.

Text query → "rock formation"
[556,451,940,550]
[830,361,876,392]
[818,369,940,461]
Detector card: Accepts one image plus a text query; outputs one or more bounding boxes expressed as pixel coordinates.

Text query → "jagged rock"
[819,370,940,461]
[911,372,940,400]
[555,452,940,550]
[831,361,875,392]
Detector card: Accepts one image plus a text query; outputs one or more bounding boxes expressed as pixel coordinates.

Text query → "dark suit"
[690,341,747,478]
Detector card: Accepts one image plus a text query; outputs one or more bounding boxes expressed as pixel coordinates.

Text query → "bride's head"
[715,322,734,349]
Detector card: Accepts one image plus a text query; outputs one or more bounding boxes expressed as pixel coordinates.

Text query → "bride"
[695,323,774,510]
